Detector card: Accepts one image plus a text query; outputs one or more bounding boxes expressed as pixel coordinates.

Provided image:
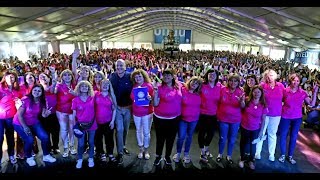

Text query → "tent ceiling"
[0,7,319,49]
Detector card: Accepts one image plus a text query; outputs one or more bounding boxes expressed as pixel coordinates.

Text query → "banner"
[291,50,320,66]
[154,29,191,44]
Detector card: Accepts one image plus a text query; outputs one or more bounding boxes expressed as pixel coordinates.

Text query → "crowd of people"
[0,48,319,172]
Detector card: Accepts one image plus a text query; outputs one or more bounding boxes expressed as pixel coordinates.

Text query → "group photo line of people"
[0,48,319,172]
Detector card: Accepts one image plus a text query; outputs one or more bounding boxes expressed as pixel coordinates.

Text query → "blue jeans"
[176,120,198,154]
[14,122,50,158]
[218,121,240,156]
[0,118,15,160]
[278,118,302,156]
[306,110,319,125]
[115,107,131,155]
[77,130,95,159]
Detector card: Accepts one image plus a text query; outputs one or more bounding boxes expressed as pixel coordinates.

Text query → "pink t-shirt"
[181,86,201,122]
[13,96,41,126]
[217,87,244,123]
[241,101,268,130]
[282,87,308,119]
[260,82,284,116]
[71,96,97,131]
[0,86,23,119]
[200,82,223,115]
[56,83,75,114]
[154,83,182,118]
[95,91,113,124]
[19,85,32,96]
[130,82,154,117]
[45,88,57,113]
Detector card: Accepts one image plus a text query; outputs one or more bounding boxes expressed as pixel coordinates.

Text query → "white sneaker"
[9,156,17,164]
[173,153,181,163]
[62,148,69,158]
[70,146,77,155]
[76,159,83,169]
[144,152,150,160]
[26,157,36,166]
[255,153,261,160]
[137,152,143,159]
[88,158,94,168]
[43,154,56,163]
[269,155,275,162]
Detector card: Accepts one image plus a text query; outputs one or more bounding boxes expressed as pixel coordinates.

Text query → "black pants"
[197,114,217,148]
[154,115,179,157]
[240,127,259,162]
[40,113,60,150]
[95,121,115,156]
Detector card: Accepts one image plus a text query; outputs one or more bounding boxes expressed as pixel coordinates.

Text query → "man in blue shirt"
[109,59,133,165]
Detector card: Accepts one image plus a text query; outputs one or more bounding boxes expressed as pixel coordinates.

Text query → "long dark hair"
[203,68,219,85]
[26,84,47,110]
[246,85,267,108]
[244,74,259,96]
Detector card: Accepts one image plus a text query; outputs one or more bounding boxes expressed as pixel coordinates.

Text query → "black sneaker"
[153,156,162,166]
[123,148,130,155]
[117,154,123,165]
[164,156,172,165]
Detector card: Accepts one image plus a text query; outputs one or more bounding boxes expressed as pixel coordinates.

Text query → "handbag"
[78,119,94,131]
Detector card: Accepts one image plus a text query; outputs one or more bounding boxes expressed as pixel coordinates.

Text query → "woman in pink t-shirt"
[278,74,318,165]
[71,80,97,169]
[0,70,23,165]
[94,79,117,162]
[198,69,223,163]
[172,76,202,164]
[16,72,39,158]
[153,68,182,166]
[239,85,268,170]
[93,71,105,92]
[38,71,59,154]
[13,84,56,167]
[54,69,76,157]
[255,69,284,162]
[130,69,154,160]
[216,73,245,164]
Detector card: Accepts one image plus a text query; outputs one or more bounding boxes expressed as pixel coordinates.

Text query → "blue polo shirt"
[109,72,133,107]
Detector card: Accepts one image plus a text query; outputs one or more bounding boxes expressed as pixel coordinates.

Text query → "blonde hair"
[60,69,75,84]
[185,76,203,94]
[262,69,277,83]
[74,80,94,97]
[227,73,241,88]
[100,78,117,106]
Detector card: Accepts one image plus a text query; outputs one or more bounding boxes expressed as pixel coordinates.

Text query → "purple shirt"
[200,82,223,115]
[13,96,41,126]
[282,87,308,119]
[241,101,268,130]
[260,82,284,116]
[181,87,201,122]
